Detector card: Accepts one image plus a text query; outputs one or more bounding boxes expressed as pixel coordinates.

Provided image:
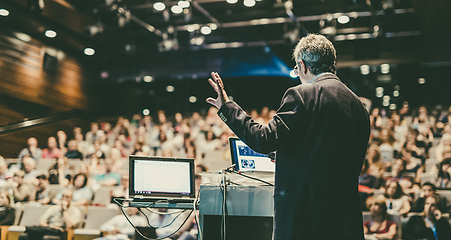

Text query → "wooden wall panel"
[0,28,98,157]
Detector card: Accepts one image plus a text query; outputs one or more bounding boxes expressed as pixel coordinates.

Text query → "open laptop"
[229,137,275,173]
[129,155,196,203]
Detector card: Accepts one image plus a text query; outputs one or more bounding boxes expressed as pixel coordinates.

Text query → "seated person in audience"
[384,180,410,216]
[18,137,42,162]
[112,173,129,199]
[0,156,12,186]
[42,136,62,159]
[400,148,423,184]
[22,157,39,183]
[95,207,147,240]
[441,146,451,162]
[53,173,92,206]
[363,196,397,240]
[360,159,379,190]
[9,170,35,203]
[88,155,106,175]
[65,140,83,159]
[57,130,68,154]
[48,157,72,186]
[0,190,16,226]
[35,174,50,205]
[435,157,451,189]
[94,158,120,186]
[19,190,83,240]
[87,141,106,159]
[86,122,105,145]
[404,194,451,240]
[386,159,406,181]
[412,182,449,213]
[359,159,378,210]
[436,133,451,162]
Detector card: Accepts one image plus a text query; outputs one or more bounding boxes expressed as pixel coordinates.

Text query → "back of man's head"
[293,34,336,75]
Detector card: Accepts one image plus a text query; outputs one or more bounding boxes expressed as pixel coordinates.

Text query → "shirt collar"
[307,72,327,84]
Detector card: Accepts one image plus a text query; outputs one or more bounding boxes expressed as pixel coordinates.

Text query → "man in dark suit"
[206,34,370,240]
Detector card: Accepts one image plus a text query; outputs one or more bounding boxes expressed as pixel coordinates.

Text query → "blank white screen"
[134,160,191,195]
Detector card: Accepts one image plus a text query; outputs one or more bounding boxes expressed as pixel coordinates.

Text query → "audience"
[41,137,62,159]
[0,190,15,226]
[96,207,147,240]
[411,182,448,213]
[384,180,411,216]
[53,173,92,206]
[363,196,397,240]
[18,137,42,161]
[404,195,451,240]
[9,170,35,203]
[2,104,451,239]
[19,190,83,240]
[435,158,451,189]
[35,174,50,205]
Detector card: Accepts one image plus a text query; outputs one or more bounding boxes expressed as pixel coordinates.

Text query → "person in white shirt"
[96,207,147,240]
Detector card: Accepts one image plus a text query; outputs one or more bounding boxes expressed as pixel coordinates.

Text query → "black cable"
[113,197,193,240]
[140,208,187,229]
[193,188,202,240]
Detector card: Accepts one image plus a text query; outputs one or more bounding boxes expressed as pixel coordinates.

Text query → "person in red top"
[364,196,397,239]
[42,137,62,159]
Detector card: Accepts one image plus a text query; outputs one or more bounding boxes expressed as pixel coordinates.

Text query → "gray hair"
[293,34,337,75]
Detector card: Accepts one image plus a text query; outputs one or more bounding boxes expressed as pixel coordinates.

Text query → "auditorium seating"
[73,206,119,240]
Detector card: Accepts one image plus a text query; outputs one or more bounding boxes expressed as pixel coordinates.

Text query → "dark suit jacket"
[218,73,370,240]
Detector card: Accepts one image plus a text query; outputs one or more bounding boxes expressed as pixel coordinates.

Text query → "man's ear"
[299,60,308,75]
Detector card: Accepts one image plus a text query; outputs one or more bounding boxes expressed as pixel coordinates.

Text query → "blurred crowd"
[360,103,451,239]
[0,107,275,240]
[1,102,451,239]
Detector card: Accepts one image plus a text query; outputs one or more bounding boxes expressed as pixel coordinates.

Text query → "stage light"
[244,0,256,7]
[100,71,108,79]
[45,30,57,38]
[210,23,217,31]
[226,0,238,4]
[347,34,357,40]
[178,0,190,8]
[200,26,212,35]
[376,92,383,98]
[143,109,150,115]
[15,33,31,42]
[0,9,9,16]
[84,48,95,56]
[290,70,297,78]
[376,87,384,93]
[189,96,197,103]
[153,2,166,11]
[337,15,350,24]
[381,64,390,74]
[393,90,399,97]
[382,100,390,107]
[166,85,175,92]
[143,76,153,82]
[383,95,391,101]
[171,5,183,14]
[389,104,396,110]
[418,78,426,84]
[360,65,370,75]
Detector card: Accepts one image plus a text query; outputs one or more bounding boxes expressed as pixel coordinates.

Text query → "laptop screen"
[229,137,275,173]
[129,156,195,199]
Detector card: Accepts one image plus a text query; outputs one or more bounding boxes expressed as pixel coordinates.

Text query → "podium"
[199,184,274,240]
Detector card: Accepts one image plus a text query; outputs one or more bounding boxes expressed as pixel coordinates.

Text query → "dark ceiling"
[2,0,451,113]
